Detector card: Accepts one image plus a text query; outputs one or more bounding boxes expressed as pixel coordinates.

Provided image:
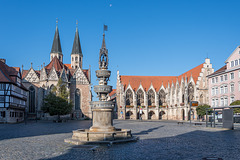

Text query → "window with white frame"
[216,98,219,107]
[216,77,218,83]
[235,60,238,66]
[224,97,228,106]
[224,74,227,81]
[220,76,223,82]
[221,86,224,94]
[212,78,215,84]
[231,61,234,67]
[212,99,215,107]
[215,87,218,95]
[231,84,234,92]
[224,85,228,93]
[230,96,235,103]
[212,87,215,95]
[221,98,224,106]
[230,72,234,80]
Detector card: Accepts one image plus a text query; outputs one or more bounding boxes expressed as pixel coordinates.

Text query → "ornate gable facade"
[22,25,92,119]
[116,58,214,121]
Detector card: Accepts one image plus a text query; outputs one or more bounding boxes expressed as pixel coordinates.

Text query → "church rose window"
[148,89,155,106]
[126,89,133,106]
[137,89,144,106]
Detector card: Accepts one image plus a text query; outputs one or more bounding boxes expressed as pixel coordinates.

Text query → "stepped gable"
[178,63,203,83]
[120,63,204,91]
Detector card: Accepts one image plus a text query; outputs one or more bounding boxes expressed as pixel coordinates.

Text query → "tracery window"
[126,89,133,106]
[159,89,165,106]
[29,86,35,113]
[75,89,81,110]
[137,89,144,106]
[148,89,155,106]
[188,83,194,103]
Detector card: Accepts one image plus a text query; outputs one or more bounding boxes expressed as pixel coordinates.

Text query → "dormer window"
[235,60,238,66]
[231,61,234,67]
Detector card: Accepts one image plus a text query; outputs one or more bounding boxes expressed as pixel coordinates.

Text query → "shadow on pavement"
[44,129,238,160]
[0,120,92,141]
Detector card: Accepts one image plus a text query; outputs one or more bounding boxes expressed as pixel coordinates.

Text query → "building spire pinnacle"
[101,33,106,49]
[51,20,62,54]
[71,22,82,55]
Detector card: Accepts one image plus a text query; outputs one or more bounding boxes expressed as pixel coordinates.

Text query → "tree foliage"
[230,100,240,113]
[196,104,211,118]
[42,78,72,121]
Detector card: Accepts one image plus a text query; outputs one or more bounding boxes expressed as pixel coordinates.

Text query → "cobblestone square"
[0,120,239,160]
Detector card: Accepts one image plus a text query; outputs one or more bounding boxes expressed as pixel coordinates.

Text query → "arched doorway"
[126,111,133,119]
[188,109,194,120]
[137,111,145,120]
[182,109,185,120]
[29,86,35,113]
[159,111,165,120]
[148,111,155,120]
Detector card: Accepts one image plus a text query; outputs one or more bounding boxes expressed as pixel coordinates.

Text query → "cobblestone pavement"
[0,120,239,160]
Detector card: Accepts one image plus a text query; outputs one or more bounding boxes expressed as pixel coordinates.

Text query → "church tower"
[50,22,63,62]
[71,24,83,69]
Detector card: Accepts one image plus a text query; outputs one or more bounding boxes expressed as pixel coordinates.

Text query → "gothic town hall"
[22,25,92,119]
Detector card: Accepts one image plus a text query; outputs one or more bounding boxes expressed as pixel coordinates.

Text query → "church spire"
[71,24,83,56]
[50,19,63,62]
[51,22,62,54]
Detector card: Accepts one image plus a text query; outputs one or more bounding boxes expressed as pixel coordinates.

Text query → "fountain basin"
[64,128,137,145]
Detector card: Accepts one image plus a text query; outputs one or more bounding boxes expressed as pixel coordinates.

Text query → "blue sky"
[1,0,240,99]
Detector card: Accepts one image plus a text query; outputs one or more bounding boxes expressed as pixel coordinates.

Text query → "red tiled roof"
[0,61,27,90]
[83,69,89,81]
[109,89,116,97]
[64,64,72,69]
[45,56,68,72]
[22,70,29,78]
[120,63,204,91]
[209,65,226,77]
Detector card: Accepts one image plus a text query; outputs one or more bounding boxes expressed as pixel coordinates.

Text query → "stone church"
[22,25,92,119]
[116,58,214,121]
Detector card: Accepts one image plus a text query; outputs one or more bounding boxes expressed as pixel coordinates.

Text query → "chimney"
[0,59,6,64]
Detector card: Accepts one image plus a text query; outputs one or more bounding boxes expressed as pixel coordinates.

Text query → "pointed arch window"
[188,83,194,103]
[75,89,81,110]
[29,86,35,113]
[159,89,165,106]
[148,89,155,106]
[75,56,78,61]
[137,89,144,106]
[126,89,133,106]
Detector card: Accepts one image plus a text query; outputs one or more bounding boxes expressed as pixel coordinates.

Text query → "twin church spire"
[50,21,83,69]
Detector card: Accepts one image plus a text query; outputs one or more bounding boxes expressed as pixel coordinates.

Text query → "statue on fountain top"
[99,33,108,69]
